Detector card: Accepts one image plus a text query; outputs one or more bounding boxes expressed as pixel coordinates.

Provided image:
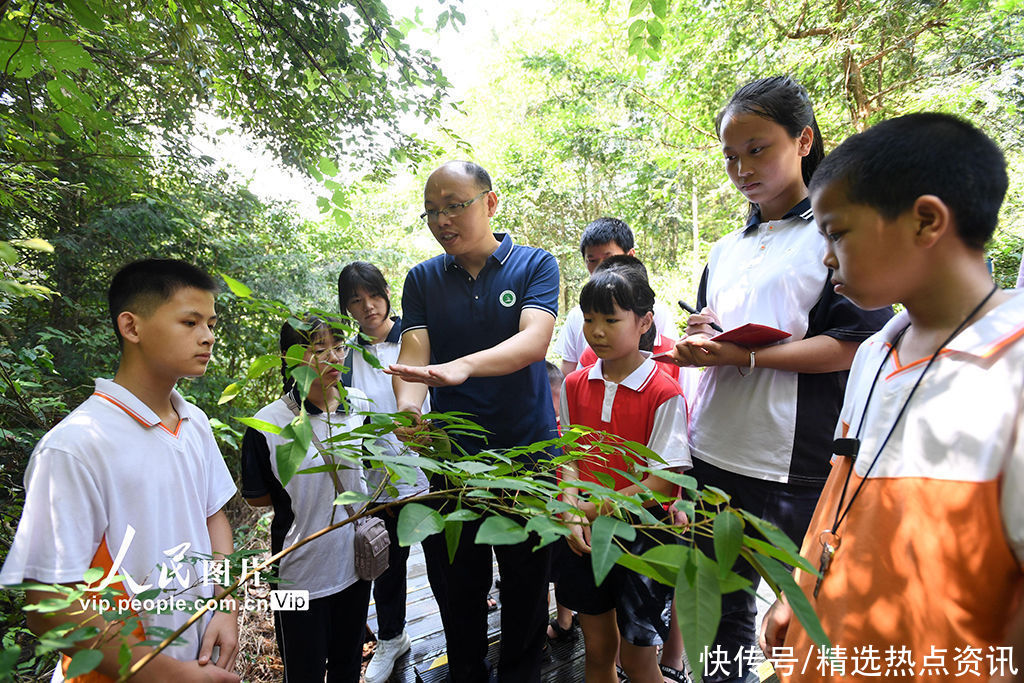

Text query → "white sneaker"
[364,630,411,683]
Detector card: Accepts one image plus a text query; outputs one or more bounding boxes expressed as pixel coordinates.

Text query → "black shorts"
[554,509,677,647]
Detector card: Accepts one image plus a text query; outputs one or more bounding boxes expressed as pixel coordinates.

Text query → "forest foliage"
[1,0,1023,679]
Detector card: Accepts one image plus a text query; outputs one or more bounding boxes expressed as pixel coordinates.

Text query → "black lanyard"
[814,284,999,597]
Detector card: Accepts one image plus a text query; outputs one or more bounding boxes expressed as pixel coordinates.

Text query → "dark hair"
[338,261,391,320]
[579,217,635,256]
[545,360,564,386]
[809,113,1007,250]
[108,258,218,348]
[594,253,649,280]
[279,315,343,393]
[579,266,657,352]
[716,76,825,188]
[443,160,492,192]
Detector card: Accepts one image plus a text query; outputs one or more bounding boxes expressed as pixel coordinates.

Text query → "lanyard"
[814,283,999,598]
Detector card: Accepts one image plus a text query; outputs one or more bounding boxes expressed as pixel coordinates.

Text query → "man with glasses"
[388,160,559,682]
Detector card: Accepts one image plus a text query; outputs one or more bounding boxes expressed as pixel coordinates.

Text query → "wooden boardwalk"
[365,542,585,682]
[364,542,775,682]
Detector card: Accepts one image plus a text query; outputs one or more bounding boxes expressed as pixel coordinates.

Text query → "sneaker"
[364,630,411,683]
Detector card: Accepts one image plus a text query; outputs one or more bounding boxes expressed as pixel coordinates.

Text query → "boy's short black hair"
[338,261,392,319]
[108,258,218,347]
[809,113,1007,250]
[579,217,634,257]
[545,360,564,386]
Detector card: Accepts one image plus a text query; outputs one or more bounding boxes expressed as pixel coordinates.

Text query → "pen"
[678,300,724,333]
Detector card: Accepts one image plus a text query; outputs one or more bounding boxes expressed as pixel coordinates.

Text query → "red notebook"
[711,323,790,347]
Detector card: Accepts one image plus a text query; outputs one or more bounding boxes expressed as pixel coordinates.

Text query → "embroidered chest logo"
[499,290,516,307]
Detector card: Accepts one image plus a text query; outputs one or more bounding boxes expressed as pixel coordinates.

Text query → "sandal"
[617,665,630,682]
[659,664,691,682]
[546,614,579,641]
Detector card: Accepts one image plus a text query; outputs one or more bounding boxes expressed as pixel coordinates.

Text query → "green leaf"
[275,417,313,486]
[647,18,665,38]
[220,273,252,298]
[0,242,17,265]
[0,645,22,676]
[475,515,528,546]
[752,553,831,651]
[628,0,649,17]
[743,536,816,575]
[318,157,339,177]
[452,461,497,475]
[628,19,646,38]
[82,567,104,584]
[445,519,462,562]
[397,503,445,545]
[65,0,105,31]
[246,354,280,380]
[217,382,242,405]
[739,510,802,560]
[118,643,131,675]
[651,0,668,18]
[235,416,283,434]
[676,550,721,683]
[637,543,692,585]
[445,508,480,522]
[290,365,318,398]
[65,650,103,678]
[37,25,95,71]
[333,490,369,506]
[524,514,570,548]
[701,485,731,505]
[10,237,53,252]
[713,511,744,578]
[590,515,636,585]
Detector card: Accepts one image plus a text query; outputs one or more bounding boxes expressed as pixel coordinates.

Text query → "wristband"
[737,350,756,377]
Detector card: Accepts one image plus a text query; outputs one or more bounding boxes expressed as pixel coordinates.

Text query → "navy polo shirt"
[401,233,559,457]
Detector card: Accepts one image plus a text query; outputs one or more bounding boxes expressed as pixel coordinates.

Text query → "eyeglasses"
[420,190,490,224]
[312,343,345,360]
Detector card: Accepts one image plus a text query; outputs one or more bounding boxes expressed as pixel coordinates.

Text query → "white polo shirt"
[241,389,371,599]
[342,316,429,501]
[556,301,673,369]
[0,378,237,662]
[687,200,892,485]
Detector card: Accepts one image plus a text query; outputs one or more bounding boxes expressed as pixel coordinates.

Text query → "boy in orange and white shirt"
[1,259,239,682]
[759,113,1024,682]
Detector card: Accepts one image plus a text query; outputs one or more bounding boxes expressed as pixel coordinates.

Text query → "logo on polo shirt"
[499,290,516,307]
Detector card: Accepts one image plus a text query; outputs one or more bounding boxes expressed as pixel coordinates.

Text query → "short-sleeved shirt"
[0,379,237,661]
[401,232,559,456]
[688,200,893,485]
[557,301,673,368]
[341,316,429,501]
[241,389,371,599]
[782,292,1024,681]
[560,355,690,490]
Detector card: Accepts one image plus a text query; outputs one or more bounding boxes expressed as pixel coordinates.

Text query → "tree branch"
[857,20,945,70]
[628,86,715,139]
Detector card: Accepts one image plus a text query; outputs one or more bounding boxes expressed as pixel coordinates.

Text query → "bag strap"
[282,392,358,520]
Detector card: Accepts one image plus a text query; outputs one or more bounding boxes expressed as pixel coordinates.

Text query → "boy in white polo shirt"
[759,114,1024,681]
[1,259,239,682]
